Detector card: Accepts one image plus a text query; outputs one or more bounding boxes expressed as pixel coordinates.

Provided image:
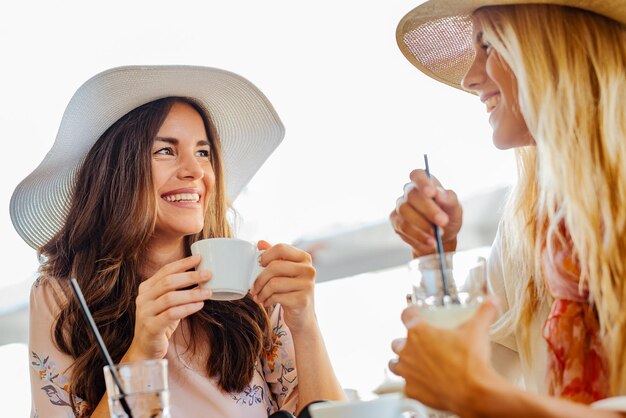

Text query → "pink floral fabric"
[541,237,609,403]
[29,277,299,418]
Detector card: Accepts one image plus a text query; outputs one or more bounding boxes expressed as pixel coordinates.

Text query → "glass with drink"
[103,359,170,418]
[408,250,487,328]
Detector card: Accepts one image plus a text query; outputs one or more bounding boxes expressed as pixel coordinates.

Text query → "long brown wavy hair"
[39,97,271,413]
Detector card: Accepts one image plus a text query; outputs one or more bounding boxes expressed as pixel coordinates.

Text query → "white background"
[1,0,517,414]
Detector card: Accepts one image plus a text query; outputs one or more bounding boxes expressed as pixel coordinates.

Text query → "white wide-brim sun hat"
[396,0,626,92]
[10,65,285,250]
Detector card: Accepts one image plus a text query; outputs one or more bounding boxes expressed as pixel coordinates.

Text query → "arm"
[389,302,625,418]
[470,377,626,418]
[290,313,345,409]
[252,242,346,414]
[29,278,89,418]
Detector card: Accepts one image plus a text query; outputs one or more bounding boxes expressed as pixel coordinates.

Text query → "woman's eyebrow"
[154,137,210,147]
[155,136,178,145]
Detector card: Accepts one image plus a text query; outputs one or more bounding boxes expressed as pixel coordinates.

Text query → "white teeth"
[485,95,500,113]
[163,193,200,202]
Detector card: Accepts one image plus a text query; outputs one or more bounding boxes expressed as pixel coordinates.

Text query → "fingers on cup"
[141,255,203,289]
[161,270,211,292]
[254,255,315,297]
[257,239,273,251]
[391,337,407,354]
[156,300,206,324]
[254,276,313,306]
[401,305,422,328]
[141,270,211,302]
[388,357,405,377]
[260,243,312,266]
[150,287,212,316]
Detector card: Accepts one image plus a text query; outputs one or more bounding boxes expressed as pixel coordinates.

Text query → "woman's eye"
[481,41,492,54]
[154,147,174,156]
[196,149,211,158]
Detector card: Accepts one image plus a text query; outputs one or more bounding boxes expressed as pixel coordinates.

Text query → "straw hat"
[10,65,285,249]
[396,0,626,92]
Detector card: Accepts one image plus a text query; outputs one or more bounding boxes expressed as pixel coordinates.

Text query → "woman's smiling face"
[151,101,215,240]
[461,20,534,149]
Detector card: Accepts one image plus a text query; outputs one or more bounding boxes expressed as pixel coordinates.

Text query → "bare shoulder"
[30,274,70,315]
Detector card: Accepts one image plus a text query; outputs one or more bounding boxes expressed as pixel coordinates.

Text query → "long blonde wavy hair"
[475,5,626,394]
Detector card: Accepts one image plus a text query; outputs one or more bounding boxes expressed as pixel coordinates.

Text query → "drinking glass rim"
[408,250,487,270]
[104,358,168,372]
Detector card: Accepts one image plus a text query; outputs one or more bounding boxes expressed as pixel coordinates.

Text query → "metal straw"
[423,154,456,304]
[69,278,134,418]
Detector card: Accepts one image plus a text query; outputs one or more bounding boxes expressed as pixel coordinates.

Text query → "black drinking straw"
[69,278,134,418]
[423,154,456,303]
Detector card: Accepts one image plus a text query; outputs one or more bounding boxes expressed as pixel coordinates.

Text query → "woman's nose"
[461,53,487,93]
[176,154,204,180]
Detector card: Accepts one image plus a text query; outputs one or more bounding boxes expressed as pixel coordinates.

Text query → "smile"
[162,193,200,203]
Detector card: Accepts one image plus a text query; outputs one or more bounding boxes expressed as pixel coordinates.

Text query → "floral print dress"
[29,277,298,418]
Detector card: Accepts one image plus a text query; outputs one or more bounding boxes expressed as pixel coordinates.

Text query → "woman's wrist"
[288,313,320,339]
[120,343,150,364]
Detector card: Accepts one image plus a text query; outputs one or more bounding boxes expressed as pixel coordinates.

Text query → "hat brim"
[10,65,285,249]
[396,0,626,92]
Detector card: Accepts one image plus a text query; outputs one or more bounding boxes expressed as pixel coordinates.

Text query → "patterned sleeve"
[261,304,299,414]
[29,277,89,418]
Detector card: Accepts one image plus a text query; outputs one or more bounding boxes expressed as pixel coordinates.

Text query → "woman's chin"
[492,132,535,150]
[492,134,514,150]
[154,224,205,241]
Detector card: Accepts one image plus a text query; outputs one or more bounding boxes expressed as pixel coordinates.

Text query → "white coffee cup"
[191,238,264,301]
[308,394,428,418]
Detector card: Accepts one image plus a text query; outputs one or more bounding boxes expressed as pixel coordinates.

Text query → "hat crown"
[396,0,626,90]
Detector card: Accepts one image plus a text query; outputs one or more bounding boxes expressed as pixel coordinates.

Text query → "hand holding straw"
[69,278,134,418]
[423,154,458,304]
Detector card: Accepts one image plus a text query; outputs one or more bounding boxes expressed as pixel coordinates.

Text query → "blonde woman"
[389,1,626,416]
[11,66,344,417]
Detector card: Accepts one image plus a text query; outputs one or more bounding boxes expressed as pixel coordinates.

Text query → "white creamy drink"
[417,304,479,329]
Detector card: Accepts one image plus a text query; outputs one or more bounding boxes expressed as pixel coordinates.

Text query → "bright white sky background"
[1,0,517,411]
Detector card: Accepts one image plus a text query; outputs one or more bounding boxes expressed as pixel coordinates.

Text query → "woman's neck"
[142,236,187,279]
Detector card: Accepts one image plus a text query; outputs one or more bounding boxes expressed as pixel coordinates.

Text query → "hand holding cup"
[129,256,212,361]
[251,240,317,333]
